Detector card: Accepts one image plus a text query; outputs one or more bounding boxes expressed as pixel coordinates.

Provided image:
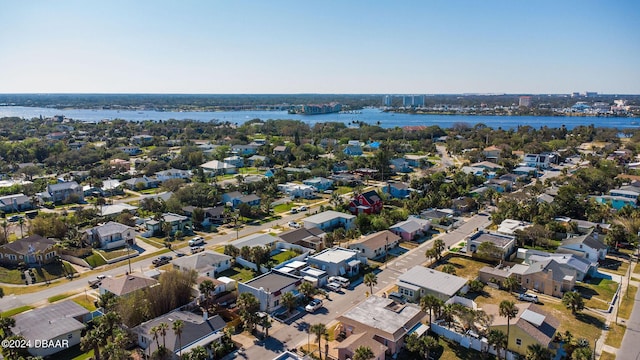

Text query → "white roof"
[100,203,138,216]
[233,233,278,248]
[304,210,355,224]
[398,266,467,297]
[311,247,359,264]
[521,309,546,326]
[200,160,236,170]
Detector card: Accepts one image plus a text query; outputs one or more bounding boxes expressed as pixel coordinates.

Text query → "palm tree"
[0,316,15,340]
[363,272,377,296]
[310,323,327,360]
[525,343,553,360]
[281,291,297,315]
[198,279,216,311]
[80,329,103,360]
[423,336,439,360]
[0,221,7,243]
[441,264,456,275]
[441,303,456,328]
[562,291,585,314]
[188,345,208,360]
[299,281,317,300]
[420,294,443,326]
[487,329,508,360]
[18,217,24,239]
[502,276,520,293]
[172,319,184,357]
[150,325,161,351]
[499,300,518,352]
[158,322,169,350]
[237,292,260,331]
[353,345,375,360]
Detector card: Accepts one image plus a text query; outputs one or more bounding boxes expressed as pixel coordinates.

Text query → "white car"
[326,282,342,292]
[298,206,308,211]
[288,221,301,229]
[191,246,205,254]
[518,293,539,303]
[305,299,323,313]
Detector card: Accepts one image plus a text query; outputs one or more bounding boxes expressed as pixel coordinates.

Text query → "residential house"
[278,183,315,199]
[466,230,517,260]
[382,182,412,199]
[558,230,608,260]
[134,310,227,359]
[389,217,431,241]
[196,276,236,298]
[403,154,429,168]
[336,333,388,360]
[11,300,90,358]
[397,266,468,302]
[233,233,280,251]
[247,155,270,167]
[46,132,67,141]
[122,176,161,190]
[155,168,192,182]
[348,230,400,260]
[119,146,142,156]
[284,167,312,175]
[343,143,363,156]
[486,178,512,193]
[109,158,131,171]
[99,273,158,297]
[348,190,383,215]
[512,259,576,297]
[172,251,232,277]
[231,144,260,156]
[238,270,303,312]
[272,145,290,158]
[0,193,33,213]
[333,162,349,172]
[200,160,237,175]
[84,221,136,250]
[594,187,639,209]
[390,158,411,173]
[183,205,226,226]
[100,203,138,217]
[222,191,261,209]
[461,166,496,179]
[482,145,502,162]
[420,208,454,223]
[336,295,426,356]
[331,173,362,186]
[512,166,538,176]
[46,181,84,203]
[223,155,244,168]
[497,219,532,236]
[306,247,364,277]
[522,153,556,169]
[303,211,356,232]
[145,213,192,237]
[303,177,334,192]
[483,303,559,354]
[131,134,153,145]
[0,235,57,266]
[470,161,504,172]
[278,227,326,252]
[522,249,596,281]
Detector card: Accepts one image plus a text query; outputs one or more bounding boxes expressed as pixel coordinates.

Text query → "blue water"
[0,106,636,130]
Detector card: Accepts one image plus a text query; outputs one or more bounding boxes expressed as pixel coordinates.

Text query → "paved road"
[242,213,492,359]
[615,279,640,359]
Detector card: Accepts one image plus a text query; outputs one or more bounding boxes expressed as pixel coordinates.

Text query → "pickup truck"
[152,255,172,267]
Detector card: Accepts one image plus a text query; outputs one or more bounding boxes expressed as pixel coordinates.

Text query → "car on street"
[290,208,298,214]
[191,246,205,254]
[298,206,307,211]
[518,293,539,303]
[288,221,301,229]
[305,299,323,313]
[152,255,172,267]
[326,282,342,292]
[188,236,205,246]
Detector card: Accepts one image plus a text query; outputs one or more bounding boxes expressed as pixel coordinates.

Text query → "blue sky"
[0,1,638,94]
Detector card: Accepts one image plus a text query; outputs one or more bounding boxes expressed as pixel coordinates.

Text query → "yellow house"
[484,303,559,355]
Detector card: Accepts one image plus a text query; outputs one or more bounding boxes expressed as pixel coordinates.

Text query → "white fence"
[431,321,517,360]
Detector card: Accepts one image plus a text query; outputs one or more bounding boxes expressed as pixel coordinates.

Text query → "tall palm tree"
[80,329,103,360]
[562,291,585,315]
[150,325,160,351]
[420,294,443,326]
[441,303,455,328]
[353,345,375,360]
[158,322,169,350]
[363,272,377,296]
[198,279,216,311]
[502,277,520,293]
[18,217,24,239]
[525,343,553,360]
[172,319,184,357]
[299,281,317,301]
[281,291,297,315]
[310,323,327,360]
[499,300,518,352]
[487,329,508,360]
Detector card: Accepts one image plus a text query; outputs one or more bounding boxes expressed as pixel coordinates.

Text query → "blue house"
[222,191,261,209]
[390,158,412,173]
[343,144,363,156]
[231,144,259,156]
[383,182,412,199]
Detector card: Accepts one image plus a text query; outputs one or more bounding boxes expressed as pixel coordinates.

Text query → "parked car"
[188,236,205,246]
[326,282,342,292]
[328,276,350,288]
[305,299,323,313]
[323,190,334,194]
[518,293,539,303]
[191,246,205,254]
[152,255,172,267]
[96,274,106,280]
[290,208,298,214]
[8,215,22,222]
[298,206,307,211]
[288,221,301,229]
[388,292,408,304]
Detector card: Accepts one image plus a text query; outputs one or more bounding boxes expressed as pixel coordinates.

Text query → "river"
[0,106,636,130]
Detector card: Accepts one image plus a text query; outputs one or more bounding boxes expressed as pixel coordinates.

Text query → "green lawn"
[335,186,353,195]
[434,255,490,280]
[49,345,94,360]
[604,323,626,348]
[273,203,295,213]
[32,262,76,283]
[96,248,134,260]
[619,285,638,319]
[271,250,298,264]
[599,351,616,360]
[1,305,33,317]
[48,292,74,303]
[73,296,97,311]
[576,278,619,310]
[0,266,27,284]
[85,253,107,267]
[217,266,256,282]
[438,337,496,360]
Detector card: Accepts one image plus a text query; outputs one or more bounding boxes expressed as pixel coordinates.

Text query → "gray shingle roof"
[12,300,89,342]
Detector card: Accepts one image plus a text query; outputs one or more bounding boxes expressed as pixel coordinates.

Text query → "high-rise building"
[402,95,425,107]
[383,95,393,106]
[518,96,532,107]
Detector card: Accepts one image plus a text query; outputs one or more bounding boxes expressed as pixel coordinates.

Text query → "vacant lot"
[434,254,491,280]
[218,266,256,282]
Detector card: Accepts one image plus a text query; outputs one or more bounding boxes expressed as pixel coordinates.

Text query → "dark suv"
[152,255,172,267]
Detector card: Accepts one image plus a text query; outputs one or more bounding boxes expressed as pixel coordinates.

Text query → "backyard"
[575,278,619,311]
[271,250,298,264]
[218,266,256,282]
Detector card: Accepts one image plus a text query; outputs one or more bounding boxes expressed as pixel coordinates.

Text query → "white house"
[155,168,191,182]
[200,160,237,175]
[466,230,517,260]
[558,230,608,260]
[307,247,365,277]
[238,270,303,312]
[84,221,136,250]
[171,251,233,277]
[278,182,316,199]
[303,210,356,232]
[397,266,468,302]
[348,230,400,260]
